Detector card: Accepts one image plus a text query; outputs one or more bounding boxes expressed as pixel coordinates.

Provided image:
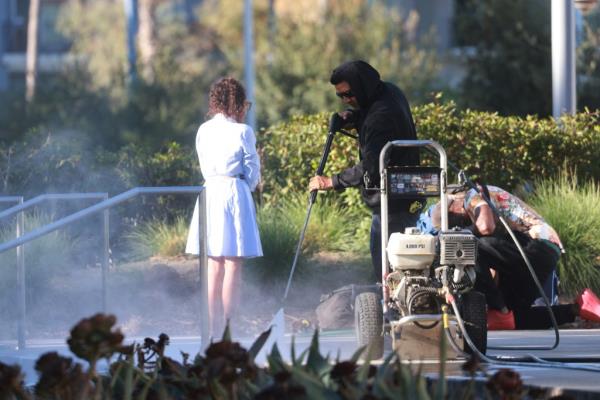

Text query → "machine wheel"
[354,292,384,359]
[460,290,487,355]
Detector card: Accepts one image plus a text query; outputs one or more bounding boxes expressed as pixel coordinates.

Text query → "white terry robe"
[186,113,263,257]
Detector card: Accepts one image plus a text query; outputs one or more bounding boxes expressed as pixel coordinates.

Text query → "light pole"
[244,0,256,130]
[551,0,577,118]
[124,0,139,85]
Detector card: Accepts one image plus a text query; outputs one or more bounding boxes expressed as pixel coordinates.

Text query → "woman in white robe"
[186,77,262,337]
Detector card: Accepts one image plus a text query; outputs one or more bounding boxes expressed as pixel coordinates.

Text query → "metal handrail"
[0,186,207,351]
[0,187,201,253]
[0,193,109,221]
[1,193,109,350]
[1,196,26,351]
[0,196,24,204]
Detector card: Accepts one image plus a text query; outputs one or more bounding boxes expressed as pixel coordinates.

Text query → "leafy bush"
[283,192,370,255]
[246,200,302,287]
[246,191,370,288]
[413,100,600,190]
[0,133,198,248]
[259,112,364,210]
[0,212,78,337]
[124,216,190,261]
[527,171,600,296]
[0,212,76,296]
[260,106,600,213]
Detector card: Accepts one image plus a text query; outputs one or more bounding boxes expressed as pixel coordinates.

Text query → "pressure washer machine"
[354,140,488,360]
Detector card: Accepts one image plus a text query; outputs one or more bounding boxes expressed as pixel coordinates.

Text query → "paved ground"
[3,328,600,394]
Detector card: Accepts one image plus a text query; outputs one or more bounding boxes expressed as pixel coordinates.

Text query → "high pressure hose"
[487,215,560,351]
[459,174,560,351]
[384,145,595,373]
[423,147,562,352]
[443,294,600,373]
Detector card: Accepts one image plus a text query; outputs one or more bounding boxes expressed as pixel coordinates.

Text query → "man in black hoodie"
[309,60,424,282]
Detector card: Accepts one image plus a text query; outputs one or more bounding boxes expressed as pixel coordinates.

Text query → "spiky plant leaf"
[290,367,339,400]
[123,356,134,400]
[295,348,310,366]
[349,345,367,364]
[372,379,398,399]
[266,344,287,375]
[290,336,298,366]
[400,360,417,398]
[305,329,330,377]
[209,379,229,400]
[221,321,231,342]
[356,345,373,382]
[416,374,432,400]
[248,327,272,361]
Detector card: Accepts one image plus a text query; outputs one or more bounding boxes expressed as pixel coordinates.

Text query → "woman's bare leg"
[208,256,225,337]
[222,257,243,326]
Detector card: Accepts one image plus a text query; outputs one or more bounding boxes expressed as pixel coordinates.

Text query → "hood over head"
[330,60,383,109]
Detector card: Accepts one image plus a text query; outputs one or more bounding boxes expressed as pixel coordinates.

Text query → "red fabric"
[487,309,515,330]
[577,288,600,323]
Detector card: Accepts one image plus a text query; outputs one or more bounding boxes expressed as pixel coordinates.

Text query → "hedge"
[259,101,600,209]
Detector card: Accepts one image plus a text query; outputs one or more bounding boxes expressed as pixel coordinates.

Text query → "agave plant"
[0,313,547,399]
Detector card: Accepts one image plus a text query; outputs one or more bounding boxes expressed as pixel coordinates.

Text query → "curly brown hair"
[207,77,247,120]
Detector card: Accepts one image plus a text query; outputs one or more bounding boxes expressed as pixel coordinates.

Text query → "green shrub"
[413,100,600,189]
[124,216,190,260]
[260,105,600,216]
[0,212,76,288]
[248,191,370,288]
[246,200,301,287]
[259,112,364,210]
[528,171,600,296]
[284,191,370,255]
[0,212,77,329]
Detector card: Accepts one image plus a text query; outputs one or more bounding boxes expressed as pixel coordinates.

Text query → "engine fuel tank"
[387,228,436,270]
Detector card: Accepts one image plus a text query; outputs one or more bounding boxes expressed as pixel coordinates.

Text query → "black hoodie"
[330,60,421,214]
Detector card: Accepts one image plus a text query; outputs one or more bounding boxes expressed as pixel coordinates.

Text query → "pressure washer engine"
[354,140,488,360]
[386,227,477,319]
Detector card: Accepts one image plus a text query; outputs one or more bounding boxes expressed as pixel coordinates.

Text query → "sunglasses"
[335,90,355,99]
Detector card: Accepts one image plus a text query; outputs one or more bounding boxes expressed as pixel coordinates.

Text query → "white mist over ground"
[0,248,372,346]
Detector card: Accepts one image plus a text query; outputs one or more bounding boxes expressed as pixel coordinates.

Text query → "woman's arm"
[241,126,261,191]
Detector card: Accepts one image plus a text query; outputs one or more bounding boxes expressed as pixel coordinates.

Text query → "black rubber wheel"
[354,291,384,359]
[460,290,487,355]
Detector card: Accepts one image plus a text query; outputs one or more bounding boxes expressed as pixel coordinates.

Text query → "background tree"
[453,0,552,117]
[55,0,228,147]
[578,8,600,111]
[57,0,128,102]
[200,0,441,127]
[138,0,158,82]
[454,0,600,116]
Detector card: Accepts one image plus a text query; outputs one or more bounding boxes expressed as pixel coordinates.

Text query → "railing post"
[102,193,110,312]
[199,188,210,350]
[16,198,26,350]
